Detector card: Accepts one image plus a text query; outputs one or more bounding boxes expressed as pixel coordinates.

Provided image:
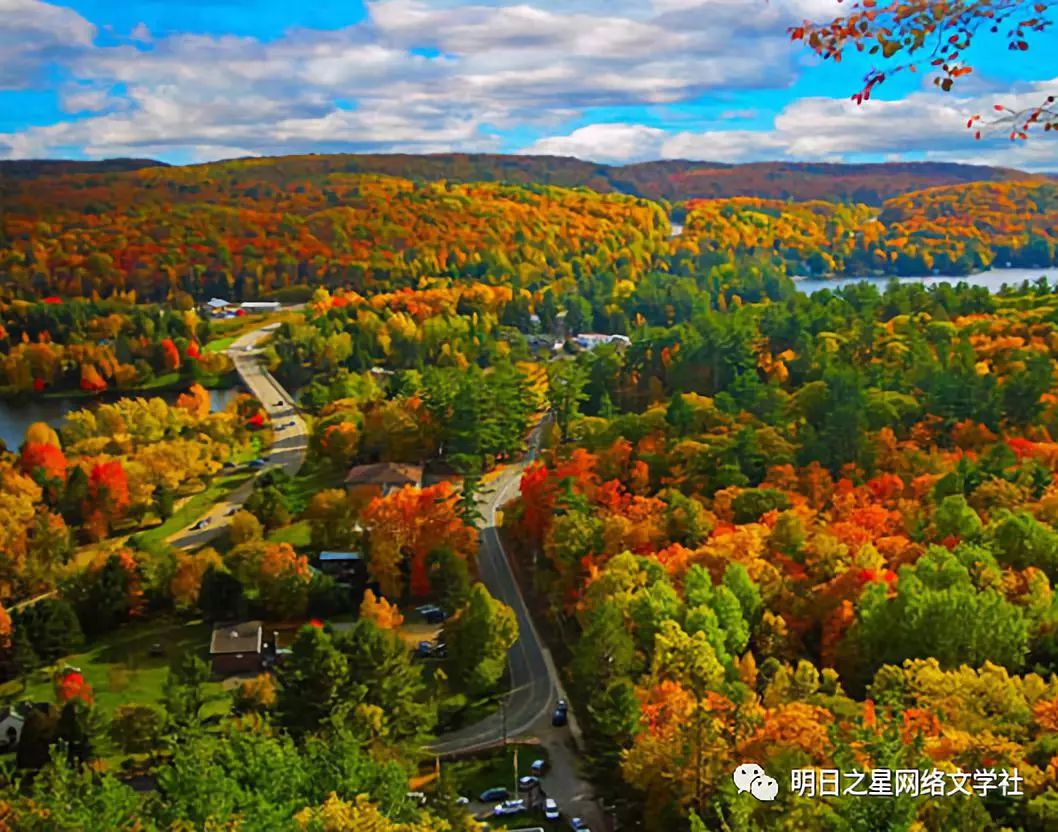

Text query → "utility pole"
[501,698,508,746]
[513,744,519,800]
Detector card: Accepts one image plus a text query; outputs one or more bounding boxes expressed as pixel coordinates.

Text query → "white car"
[494,799,527,816]
[544,797,560,820]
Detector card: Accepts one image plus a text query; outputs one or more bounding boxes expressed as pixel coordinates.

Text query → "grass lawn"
[0,618,227,720]
[267,519,311,548]
[135,469,253,548]
[204,335,237,354]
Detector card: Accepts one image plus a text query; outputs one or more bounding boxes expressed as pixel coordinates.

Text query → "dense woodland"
[1,158,1057,306]
[3,156,1058,829]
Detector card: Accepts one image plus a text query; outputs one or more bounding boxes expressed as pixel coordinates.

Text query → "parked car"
[190,518,211,531]
[248,459,266,469]
[494,799,527,817]
[225,506,240,516]
[570,819,591,831]
[417,605,447,624]
[479,787,509,802]
[518,776,540,791]
[455,796,470,806]
[530,759,548,776]
[415,641,434,659]
[432,641,447,658]
[544,798,560,821]
[405,791,427,806]
[274,399,284,406]
[552,699,568,727]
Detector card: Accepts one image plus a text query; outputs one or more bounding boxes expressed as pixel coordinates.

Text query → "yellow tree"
[359,589,404,630]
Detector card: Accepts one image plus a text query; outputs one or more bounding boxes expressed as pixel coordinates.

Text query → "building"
[0,708,25,750]
[317,551,367,582]
[209,621,264,675]
[574,333,631,350]
[241,301,281,313]
[344,462,424,495]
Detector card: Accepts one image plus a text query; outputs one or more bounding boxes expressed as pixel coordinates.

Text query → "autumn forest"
[2,153,1058,831]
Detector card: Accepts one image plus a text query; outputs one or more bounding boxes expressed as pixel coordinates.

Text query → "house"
[209,621,264,675]
[240,301,281,313]
[0,708,25,750]
[344,462,424,495]
[317,551,367,583]
[573,333,631,350]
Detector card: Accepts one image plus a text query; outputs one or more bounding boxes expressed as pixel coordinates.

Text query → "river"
[795,267,1057,295]
[0,386,242,451]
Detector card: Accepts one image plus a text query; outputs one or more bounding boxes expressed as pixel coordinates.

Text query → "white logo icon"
[733,762,779,802]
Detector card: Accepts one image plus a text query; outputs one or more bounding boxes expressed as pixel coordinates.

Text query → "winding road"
[168,321,307,550]
[429,414,605,829]
[430,415,558,756]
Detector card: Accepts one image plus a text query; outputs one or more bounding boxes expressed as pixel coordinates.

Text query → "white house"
[574,333,632,350]
[241,301,281,313]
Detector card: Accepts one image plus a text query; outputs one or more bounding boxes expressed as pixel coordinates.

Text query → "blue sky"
[2,0,1057,168]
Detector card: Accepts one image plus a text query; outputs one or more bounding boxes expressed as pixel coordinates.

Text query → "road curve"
[430,415,563,755]
[167,322,308,550]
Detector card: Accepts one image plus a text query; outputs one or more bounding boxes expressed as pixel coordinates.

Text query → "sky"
[1,0,1057,168]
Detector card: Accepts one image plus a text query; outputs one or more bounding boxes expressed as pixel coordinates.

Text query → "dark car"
[552,699,568,727]
[530,758,548,776]
[417,605,447,624]
[479,787,509,802]
[225,506,240,516]
[274,399,284,407]
[190,518,211,531]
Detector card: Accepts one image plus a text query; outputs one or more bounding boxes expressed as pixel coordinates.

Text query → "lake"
[0,386,242,451]
[795,267,1057,295]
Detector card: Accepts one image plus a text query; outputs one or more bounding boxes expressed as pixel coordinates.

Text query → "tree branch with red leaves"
[790,0,1056,139]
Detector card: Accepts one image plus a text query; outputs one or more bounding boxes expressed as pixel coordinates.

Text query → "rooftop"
[209,621,263,656]
[344,461,423,487]
[319,551,364,562]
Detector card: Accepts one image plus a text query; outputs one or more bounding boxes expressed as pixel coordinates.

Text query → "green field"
[0,618,227,719]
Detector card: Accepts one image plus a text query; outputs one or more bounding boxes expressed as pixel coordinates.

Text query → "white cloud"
[4,0,1051,171]
[0,0,95,89]
[523,78,1058,168]
[0,0,833,159]
[525,123,668,162]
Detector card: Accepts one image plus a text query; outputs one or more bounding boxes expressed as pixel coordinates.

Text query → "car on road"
[244,345,255,352]
[190,518,211,531]
[417,604,447,624]
[493,799,526,817]
[570,819,591,831]
[248,459,266,469]
[518,776,539,791]
[544,798,560,821]
[274,399,284,406]
[552,699,568,727]
[530,759,548,776]
[225,506,240,516]
[479,787,509,802]
[455,796,470,807]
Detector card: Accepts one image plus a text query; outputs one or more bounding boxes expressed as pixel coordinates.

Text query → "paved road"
[167,322,307,550]
[429,414,606,829]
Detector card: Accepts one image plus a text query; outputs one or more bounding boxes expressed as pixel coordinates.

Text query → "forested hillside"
[0,163,667,301]
[2,155,1057,303]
